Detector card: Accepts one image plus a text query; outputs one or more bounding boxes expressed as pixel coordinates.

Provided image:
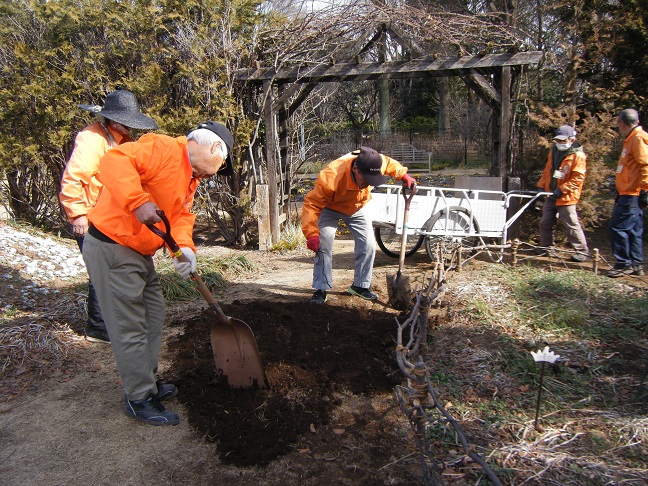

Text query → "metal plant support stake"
[530,346,560,431]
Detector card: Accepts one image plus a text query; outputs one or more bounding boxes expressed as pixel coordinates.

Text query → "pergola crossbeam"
[236,52,543,84]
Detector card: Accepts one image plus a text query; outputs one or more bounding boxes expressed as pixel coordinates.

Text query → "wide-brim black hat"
[194,121,234,176]
[79,90,159,130]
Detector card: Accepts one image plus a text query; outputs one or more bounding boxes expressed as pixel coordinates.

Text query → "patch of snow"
[0,225,87,282]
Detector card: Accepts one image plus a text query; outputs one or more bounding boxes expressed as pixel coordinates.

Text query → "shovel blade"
[210,317,268,389]
[386,272,412,311]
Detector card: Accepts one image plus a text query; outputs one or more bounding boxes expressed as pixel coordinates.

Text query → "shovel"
[386,185,417,310]
[147,211,267,389]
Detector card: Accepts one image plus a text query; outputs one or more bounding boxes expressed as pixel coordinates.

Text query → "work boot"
[605,266,643,278]
[124,394,180,426]
[310,289,327,304]
[155,381,177,401]
[570,252,589,262]
[347,285,378,301]
[85,327,110,344]
[534,247,558,258]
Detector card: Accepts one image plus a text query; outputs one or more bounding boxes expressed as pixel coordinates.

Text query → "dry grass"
[426,263,648,485]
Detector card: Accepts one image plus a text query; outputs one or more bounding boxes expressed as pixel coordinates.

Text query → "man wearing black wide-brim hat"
[60,90,159,344]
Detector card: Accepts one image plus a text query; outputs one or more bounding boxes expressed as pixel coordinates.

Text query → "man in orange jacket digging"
[535,124,590,262]
[302,146,416,304]
[60,90,159,343]
[82,121,234,425]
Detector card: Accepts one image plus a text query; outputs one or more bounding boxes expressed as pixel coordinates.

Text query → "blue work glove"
[639,190,648,209]
[401,173,416,189]
[307,236,320,253]
[550,188,562,199]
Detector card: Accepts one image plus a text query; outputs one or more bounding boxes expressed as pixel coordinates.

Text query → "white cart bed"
[366,184,547,262]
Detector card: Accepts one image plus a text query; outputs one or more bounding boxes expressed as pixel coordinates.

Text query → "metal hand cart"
[366,184,548,264]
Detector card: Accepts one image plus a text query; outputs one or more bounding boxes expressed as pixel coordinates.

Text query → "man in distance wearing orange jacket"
[82,121,234,425]
[60,90,159,343]
[535,124,589,262]
[302,146,416,304]
[606,108,648,278]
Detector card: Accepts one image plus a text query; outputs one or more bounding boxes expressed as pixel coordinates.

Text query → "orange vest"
[59,122,129,222]
[615,126,648,196]
[88,133,198,255]
[302,152,408,238]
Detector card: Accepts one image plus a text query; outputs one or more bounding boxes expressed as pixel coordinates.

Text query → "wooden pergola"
[236,24,543,248]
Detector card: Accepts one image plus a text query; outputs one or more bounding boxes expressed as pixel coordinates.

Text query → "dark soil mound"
[166,300,402,468]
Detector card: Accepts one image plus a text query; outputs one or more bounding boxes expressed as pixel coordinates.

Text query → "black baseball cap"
[353,146,385,186]
[194,121,234,176]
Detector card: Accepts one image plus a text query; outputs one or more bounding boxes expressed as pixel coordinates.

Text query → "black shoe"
[85,327,110,344]
[571,252,589,262]
[311,289,327,304]
[535,247,558,257]
[156,381,177,401]
[605,266,643,278]
[347,285,378,300]
[124,394,179,426]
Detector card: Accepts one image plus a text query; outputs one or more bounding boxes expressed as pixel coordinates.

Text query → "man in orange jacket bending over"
[302,146,415,304]
[82,121,234,425]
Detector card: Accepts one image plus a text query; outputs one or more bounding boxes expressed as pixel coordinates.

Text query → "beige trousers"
[82,234,166,401]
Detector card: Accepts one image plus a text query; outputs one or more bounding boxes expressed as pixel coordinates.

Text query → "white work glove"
[172,248,197,280]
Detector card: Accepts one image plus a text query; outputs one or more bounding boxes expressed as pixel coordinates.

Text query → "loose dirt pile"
[167,301,402,468]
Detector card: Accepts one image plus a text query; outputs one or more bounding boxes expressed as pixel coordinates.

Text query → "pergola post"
[499,66,512,182]
[263,80,280,245]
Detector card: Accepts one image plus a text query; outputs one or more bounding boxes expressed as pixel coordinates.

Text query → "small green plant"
[270,221,305,252]
[295,160,327,174]
[156,255,255,301]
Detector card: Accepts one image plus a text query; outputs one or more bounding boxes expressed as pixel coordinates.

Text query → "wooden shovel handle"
[398,185,417,273]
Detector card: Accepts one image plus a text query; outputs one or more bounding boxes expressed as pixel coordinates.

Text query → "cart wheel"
[374,226,425,258]
[423,207,482,264]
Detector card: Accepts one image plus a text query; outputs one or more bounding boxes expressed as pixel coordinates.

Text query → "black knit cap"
[79,90,159,130]
[194,121,234,176]
[353,146,385,186]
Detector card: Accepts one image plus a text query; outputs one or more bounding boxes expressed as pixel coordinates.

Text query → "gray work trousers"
[539,199,589,252]
[82,233,165,401]
[312,206,376,291]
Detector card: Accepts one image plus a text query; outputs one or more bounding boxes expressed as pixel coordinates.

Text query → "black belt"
[88,224,117,244]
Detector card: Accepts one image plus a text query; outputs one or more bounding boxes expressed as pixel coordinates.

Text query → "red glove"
[307,236,320,253]
[401,173,416,189]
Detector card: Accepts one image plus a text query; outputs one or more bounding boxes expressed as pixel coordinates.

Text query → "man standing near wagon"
[60,90,159,343]
[302,146,416,304]
[535,124,590,262]
[82,121,234,425]
[606,108,648,277]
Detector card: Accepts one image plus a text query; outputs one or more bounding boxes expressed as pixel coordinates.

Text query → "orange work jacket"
[615,126,648,196]
[87,133,199,255]
[302,152,408,239]
[536,144,586,206]
[59,121,129,222]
